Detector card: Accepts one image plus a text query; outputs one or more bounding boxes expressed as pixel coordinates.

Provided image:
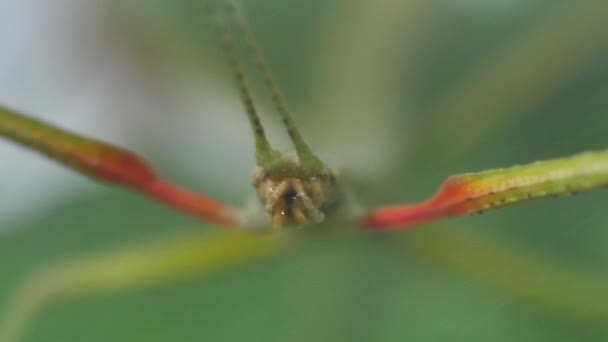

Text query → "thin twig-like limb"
[361,150,608,229]
[0,106,238,227]
[406,228,608,327]
[0,231,285,342]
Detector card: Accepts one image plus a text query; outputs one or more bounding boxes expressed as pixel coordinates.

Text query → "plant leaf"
[0,106,238,227]
[361,150,608,229]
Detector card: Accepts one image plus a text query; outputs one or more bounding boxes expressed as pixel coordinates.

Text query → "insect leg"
[362,150,608,229]
[0,231,284,342]
[0,107,239,227]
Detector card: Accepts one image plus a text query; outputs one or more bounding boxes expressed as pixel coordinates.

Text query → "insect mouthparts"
[283,189,299,208]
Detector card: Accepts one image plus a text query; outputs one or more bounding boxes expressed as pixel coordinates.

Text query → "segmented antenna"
[206,0,279,167]
[222,0,326,170]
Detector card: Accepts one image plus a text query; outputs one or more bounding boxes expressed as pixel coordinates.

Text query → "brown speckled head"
[252,155,339,228]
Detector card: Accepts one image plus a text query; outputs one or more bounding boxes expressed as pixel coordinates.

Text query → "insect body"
[0,0,606,231]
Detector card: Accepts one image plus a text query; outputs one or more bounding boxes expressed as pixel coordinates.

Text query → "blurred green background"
[0,0,607,341]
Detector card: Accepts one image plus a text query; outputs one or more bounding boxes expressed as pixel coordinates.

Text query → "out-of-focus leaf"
[420,1,608,157]
[406,227,608,327]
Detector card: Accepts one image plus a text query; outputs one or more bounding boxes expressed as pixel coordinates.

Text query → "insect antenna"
[221,0,327,171]
[206,0,280,168]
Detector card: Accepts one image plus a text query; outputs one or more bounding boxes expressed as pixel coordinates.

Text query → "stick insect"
[1,0,608,341]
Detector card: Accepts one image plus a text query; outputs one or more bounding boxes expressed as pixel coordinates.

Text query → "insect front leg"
[0,231,285,342]
[361,151,608,230]
[0,106,240,228]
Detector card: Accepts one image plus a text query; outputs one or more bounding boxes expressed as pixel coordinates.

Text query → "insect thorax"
[252,154,340,228]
